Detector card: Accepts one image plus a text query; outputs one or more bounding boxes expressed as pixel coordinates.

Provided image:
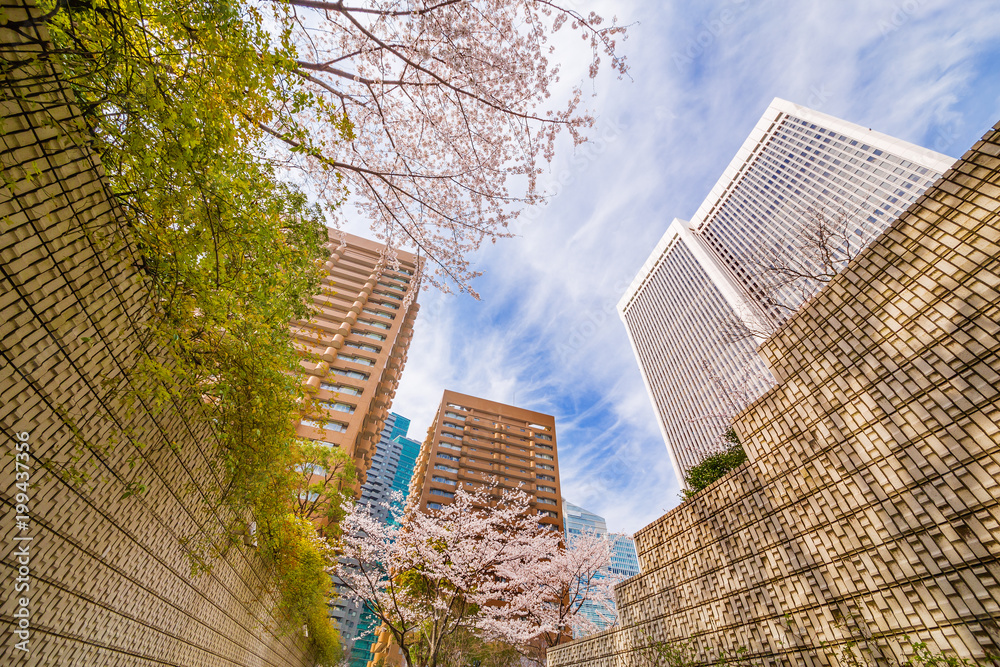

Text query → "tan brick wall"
[0,2,312,665]
[550,123,1000,666]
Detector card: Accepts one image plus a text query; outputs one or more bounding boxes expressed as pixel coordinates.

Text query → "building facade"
[608,533,640,580]
[564,499,608,537]
[618,98,954,486]
[292,231,421,484]
[357,412,414,525]
[563,501,640,635]
[407,390,563,531]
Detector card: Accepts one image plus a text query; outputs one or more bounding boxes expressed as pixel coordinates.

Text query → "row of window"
[301,418,347,433]
[320,401,355,414]
[321,381,362,396]
[340,353,375,367]
[437,449,554,466]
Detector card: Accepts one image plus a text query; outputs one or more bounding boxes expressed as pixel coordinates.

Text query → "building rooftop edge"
[439,388,556,424]
[616,97,956,316]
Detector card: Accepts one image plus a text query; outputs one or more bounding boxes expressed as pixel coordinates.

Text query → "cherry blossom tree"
[268,0,630,296]
[525,530,619,649]
[334,484,562,667]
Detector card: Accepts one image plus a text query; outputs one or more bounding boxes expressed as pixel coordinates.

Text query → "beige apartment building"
[406,390,563,531]
[292,231,421,482]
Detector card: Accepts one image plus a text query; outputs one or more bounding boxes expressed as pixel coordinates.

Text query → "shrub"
[682,428,748,499]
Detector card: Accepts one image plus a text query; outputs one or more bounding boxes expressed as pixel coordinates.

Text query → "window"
[362,307,393,319]
[536,453,554,461]
[346,341,381,353]
[309,439,339,448]
[537,497,556,505]
[445,411,465,419]
[427,502,443,510]
[358,331,386,341]
[443,421,463,430]
[432,476,456,486]
[321,382,362,396]
[536,444,553,451]
[304,419,347,433]
[439,442,462,452]
[537,485,556,493]
[435,464,458,473]
[430,488,455,498]
[322,401,355,414]
[340,354,375,367]
[359,318,390,330]
[333,368,369,381]
[536,463,554,471]
[535,433,552,441]
[437,453,460,462]
[537,474,555,481]
[376,291,402,301]
[538,510,558,518]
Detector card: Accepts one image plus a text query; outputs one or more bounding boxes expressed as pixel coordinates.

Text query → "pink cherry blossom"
[270,0,630,297]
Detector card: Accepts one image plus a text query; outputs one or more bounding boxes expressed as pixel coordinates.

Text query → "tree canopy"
[275,0,630,294]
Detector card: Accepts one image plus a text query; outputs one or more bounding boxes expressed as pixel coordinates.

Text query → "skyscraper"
[406,390,563,531]
[619,98,954,486]
[293,231,421,483]
[357,412,418,525]
[608,533,640,580]
[334,413,423,667]
[564,499,608,537]
[562,501,640,635]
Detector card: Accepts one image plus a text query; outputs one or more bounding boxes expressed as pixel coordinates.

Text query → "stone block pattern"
[550,124,1000,666]
[0,2,312,665]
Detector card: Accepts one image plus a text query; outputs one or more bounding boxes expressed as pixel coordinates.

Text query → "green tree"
[28,0,344,660]
[290,440,357,528]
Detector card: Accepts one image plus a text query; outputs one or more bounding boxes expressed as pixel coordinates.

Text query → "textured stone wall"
[550,124,1000,666]
[0,2,312,665]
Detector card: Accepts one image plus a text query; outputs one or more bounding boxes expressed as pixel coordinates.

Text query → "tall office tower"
[292,231,422,483]
[562,501,640,635]
[619,98,954,486]
[407,390,563,531]
[333,413,423,667]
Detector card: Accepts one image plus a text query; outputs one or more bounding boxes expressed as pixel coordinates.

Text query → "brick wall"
[549,124,1000,666]
[0,2,313,665]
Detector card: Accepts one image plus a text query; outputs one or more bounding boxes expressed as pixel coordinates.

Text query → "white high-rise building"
[619,98,954,486]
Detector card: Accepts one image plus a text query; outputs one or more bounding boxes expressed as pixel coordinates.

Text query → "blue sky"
[341,0,1000,534]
